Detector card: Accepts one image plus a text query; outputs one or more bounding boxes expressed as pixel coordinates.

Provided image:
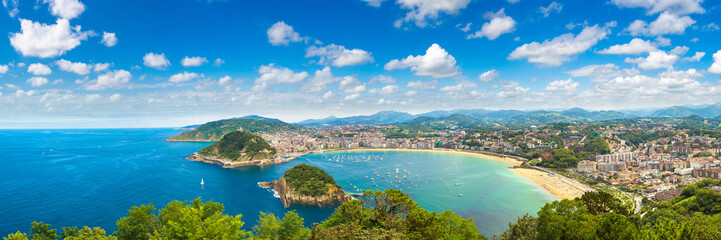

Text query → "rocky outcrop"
[259,177,354,208]
[188,153,295,168]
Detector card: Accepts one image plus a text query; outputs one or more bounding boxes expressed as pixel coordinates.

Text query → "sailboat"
[201,178,205,186]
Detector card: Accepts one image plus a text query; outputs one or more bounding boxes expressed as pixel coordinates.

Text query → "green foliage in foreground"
[6,190,479,240]
[198,131,277,161]
[494,186,721,240]
[283,164,341,197]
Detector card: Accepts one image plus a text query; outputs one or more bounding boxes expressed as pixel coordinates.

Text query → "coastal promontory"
[188,131,283,167]
[167,117,307,142]
[259,163,353,207]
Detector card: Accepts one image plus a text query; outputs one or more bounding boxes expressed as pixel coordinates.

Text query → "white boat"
[201,178,205,185]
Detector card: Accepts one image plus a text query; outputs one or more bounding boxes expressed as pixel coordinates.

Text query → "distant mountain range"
[293,104,721,127]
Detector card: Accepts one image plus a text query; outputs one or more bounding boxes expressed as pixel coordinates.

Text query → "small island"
[259,163,353,207]
[188,131,293,167]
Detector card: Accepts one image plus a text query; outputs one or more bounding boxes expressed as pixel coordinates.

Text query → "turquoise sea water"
[0,129,556,236]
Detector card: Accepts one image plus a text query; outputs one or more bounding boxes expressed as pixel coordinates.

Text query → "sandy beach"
[513,168,592,200]
[327,148,523,165]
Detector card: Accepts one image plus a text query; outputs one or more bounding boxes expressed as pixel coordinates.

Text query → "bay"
[0,128,556,237]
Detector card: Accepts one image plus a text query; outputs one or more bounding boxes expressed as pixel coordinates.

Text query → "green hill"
[168,118,307,142]
[283,163,343,197]
[197,131,277,161]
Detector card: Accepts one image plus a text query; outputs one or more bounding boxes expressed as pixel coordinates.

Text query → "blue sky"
[0,0,720,128]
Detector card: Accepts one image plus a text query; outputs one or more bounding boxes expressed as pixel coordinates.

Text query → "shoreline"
[316,148,524,166]
[512,167,593,200]
[185,147,592,200]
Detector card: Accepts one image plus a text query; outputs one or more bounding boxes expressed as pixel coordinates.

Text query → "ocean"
[0,128,557,236]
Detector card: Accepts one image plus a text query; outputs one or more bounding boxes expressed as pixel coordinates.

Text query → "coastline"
[185,147,592,200]
[320,148,524,166]
[512,167,593,200]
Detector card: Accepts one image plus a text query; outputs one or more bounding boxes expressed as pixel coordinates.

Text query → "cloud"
[626,12,695,36]
[566,64,618,77]
[214,58,225,67]
[479,69,500,83]
[252,64,309,91]
[598,38,657,54]
[539,1,562,17]
[546,79,579,91]
[393,0,471,28]
[10,19,89,58]
[44,0,85,19]
[406,80,439,89]
[384,43,460,78]
[306,44,374,67]
[338,76,366,93]
[682,52,705,61]
[609,0,704,15]
[361,0,385,7]
[169,72,203,83]
[94,63,110,72]
[101,32,117,47]
[467,9,516,40]
[369,85,400,95]
[218,76,232,85]
[27,77,49,87]
[344,93,361,100]
[28,63,52,75]
[709,50,721,74]
[85,70,131,91]
[143,53,171,70]
[56,59,91,75]
[0,64,8,74]
[181,56,208,67]
[302,67,341,92]
[323,91,334,99]
[508,24,610,67]
[456,23,472,32]
[624,50,678,70]
[3,0,18,17]
[109,93,122,102]
[369,75,395,84]
[267,21,305,46]
[670,46,689,56]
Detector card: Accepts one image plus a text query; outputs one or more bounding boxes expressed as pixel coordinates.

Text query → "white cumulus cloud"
[169,72,203,83]
[28,63,52,75]
[394,0,471,28]
[85,70,131,91]
[624,50,678,70]
[27,77,49,87]
[598,38,657,55]
[508,24,610,67]
[406,80,439,89]
[253,64,309,91]
[56,59,91,75]
[181,56,208,67]
[101,32,117,47]
[369,85,400,95]
[466,9,516,40]
[709,50,721,74]
[10,19,88,58]
[479,69,500,83]
[384,43,460,78]
[626,12,695,36]
[306,44,374,67]
[143,53,171,70]
[546,79,579,91]
[610,0,704,15]
[44,0,85,19]
[0,64,8,74]
[267,21,305,46]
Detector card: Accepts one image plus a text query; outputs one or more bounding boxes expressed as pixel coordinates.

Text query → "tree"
[114,204,158,240]
[155,198,249,239]
[583,137,610,154]
[252,211,310,240]
[3,232,28,240]
[63,227,116,240]
[580,191,629,215]
[595,212,636,240]
[30,222,58,240]
[492,214,536,240]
